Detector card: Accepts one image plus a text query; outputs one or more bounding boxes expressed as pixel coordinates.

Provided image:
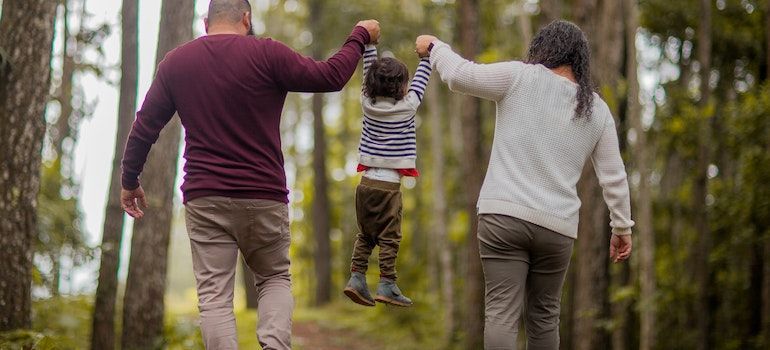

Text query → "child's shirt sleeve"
[362,45,378,89]
[405,57,432,109]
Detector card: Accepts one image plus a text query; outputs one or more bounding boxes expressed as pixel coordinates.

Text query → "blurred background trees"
[1,0,770,349]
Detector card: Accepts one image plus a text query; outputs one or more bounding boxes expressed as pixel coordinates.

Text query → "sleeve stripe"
[410,80,427,90]
[412,76,429,85]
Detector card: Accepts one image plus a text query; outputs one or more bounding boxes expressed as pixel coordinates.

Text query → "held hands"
[415,35,438,58]
[356,20,381,44]
[609,233,632,263]
[121,186,148,219]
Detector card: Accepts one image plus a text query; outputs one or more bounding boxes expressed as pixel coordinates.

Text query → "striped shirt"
[358,45,432,170]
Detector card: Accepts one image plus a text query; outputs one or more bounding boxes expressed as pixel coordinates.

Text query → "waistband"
[359,176,401,191]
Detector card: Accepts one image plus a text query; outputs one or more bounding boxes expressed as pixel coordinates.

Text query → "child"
[343,44,432,307]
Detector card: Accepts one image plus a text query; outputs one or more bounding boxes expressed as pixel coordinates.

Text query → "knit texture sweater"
[429,41,634,238]
[358,45,432,169]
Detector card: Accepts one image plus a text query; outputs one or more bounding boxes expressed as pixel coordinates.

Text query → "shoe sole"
[374,295,412,307]
[343,287,375,307]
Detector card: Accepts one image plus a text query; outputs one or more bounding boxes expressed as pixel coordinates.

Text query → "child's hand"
[356,20,381,44]
[415,35,438,58]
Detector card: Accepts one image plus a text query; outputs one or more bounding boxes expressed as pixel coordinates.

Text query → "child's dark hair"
[363,57,409,102]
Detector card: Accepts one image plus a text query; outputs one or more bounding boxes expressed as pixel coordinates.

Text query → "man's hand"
[121,186,148,219]
[415,35,438,58]
[356,20,380,44]
[609,233,633,263]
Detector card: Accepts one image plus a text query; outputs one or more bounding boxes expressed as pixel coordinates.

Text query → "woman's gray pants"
[478,214,575,350]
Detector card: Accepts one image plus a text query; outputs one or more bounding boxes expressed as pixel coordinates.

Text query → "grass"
[1,288,447,349]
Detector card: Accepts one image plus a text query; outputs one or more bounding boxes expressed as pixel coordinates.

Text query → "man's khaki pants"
[185,196,293,350]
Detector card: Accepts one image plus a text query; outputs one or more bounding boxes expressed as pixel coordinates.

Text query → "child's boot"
[344,271,375,307]
[374,277,413,307]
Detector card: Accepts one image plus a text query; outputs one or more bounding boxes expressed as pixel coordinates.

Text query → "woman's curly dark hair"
[363,57,409,103]
[527,20,594,120]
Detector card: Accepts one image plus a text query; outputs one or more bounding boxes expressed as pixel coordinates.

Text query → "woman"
[415,21,634,349]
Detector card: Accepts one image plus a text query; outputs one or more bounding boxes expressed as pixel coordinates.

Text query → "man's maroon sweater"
[121,26,370,203]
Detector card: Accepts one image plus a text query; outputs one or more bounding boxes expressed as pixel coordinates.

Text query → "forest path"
[292,320,384,350]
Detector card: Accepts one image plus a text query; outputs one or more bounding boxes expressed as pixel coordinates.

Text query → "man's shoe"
[374,278,413,307]
[343,272,375,307]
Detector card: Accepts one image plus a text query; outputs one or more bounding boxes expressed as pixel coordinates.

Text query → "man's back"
[163,35,293,203]
[121,27,370,203]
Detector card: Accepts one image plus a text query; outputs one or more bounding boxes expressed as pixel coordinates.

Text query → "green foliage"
[295,302,448,350]
[640,0,770,348]
[0,330,61,350]
[35,158,91,295]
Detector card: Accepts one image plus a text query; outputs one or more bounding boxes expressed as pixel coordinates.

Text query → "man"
[120,0,380,348]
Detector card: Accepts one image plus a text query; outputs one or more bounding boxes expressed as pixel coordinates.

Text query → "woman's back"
[479,62,614,238]
[429,40,632,239]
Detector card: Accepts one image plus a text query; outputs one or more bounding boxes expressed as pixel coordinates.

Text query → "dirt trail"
[292,321,383,350]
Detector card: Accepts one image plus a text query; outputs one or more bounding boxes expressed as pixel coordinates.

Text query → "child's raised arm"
[407,57,432,104]
[362,44,378,85]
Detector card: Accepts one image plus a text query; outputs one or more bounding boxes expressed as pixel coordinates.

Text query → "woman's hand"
[610,233,632,263]
[415,35,438,58]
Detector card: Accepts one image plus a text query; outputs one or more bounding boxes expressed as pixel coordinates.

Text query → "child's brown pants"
[350,177,403,280]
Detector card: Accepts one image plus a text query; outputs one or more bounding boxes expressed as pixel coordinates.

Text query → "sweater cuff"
[428,40,451,66]
[351,26,371,52]
[122,172,140,191]
[612,227,633,236]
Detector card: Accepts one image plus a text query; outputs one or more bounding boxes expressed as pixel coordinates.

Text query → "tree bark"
[538,0,562,28]
[572,170,611,350]
[517,0,533,58]
[571,1,622,349]
[624,1,656,349]
[457,0,485,348]
[310,93,331,305]
[427,81,455,342]
[694,0,712,349]
[761,1,770,343]
[0,0,58,331]
[308,0,331,306]
[52,0,76,158]
[120,0,194,348]
[91,0,138,347]
[764,230,770,342]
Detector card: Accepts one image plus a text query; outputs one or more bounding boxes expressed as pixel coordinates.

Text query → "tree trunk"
[308,0,331,306]
[52,0,76,158]
[624,1,656,349]
[457,0,485,348]
[694,0,712,349]
[517,1,533,58]
[538,0,562,28]
[427,81,455,342]
[91,0,138,347]
[120,0,194,348]
[0,0,58,331]
[571,1,622,349]
[572,170,611,350]
[764,231,770,342]
[761,1,770,343]
[51,252,61,297]
[311,93,331,305]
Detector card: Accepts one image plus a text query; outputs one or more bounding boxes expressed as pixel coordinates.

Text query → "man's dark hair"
[527,20,594,120]
[363,57,409,102]
[207,0,251,25]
